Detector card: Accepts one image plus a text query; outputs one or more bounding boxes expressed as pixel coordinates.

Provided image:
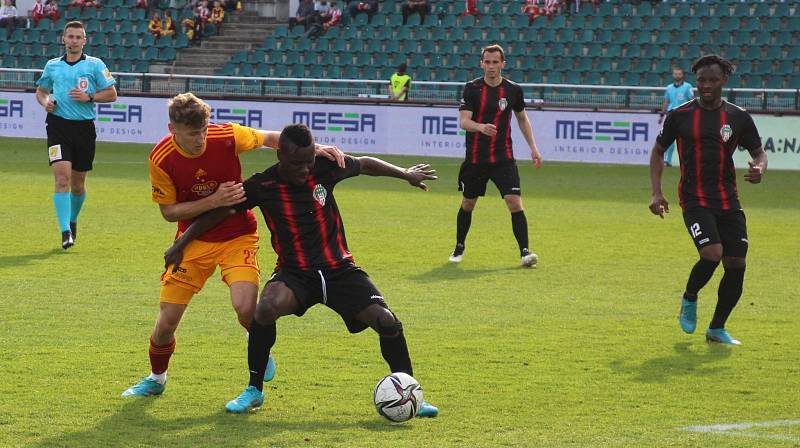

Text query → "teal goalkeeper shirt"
[664,81,694,111]
[36,53,116,121]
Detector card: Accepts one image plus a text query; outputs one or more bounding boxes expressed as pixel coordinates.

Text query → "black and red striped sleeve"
[459,82,478,113]
[656,111,679,148]
[738,112,762,153]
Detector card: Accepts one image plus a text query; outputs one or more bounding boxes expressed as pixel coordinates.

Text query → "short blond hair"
[168,92,211,128]
[481,44,505,62]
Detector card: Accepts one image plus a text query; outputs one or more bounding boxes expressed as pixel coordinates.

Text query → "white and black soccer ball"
[373,372,423,423]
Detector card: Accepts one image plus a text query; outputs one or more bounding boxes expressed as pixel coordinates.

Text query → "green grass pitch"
[0,137,798,447]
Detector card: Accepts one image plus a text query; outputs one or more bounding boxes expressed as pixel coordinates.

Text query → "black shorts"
[46,113,97,171]
[682,207,748,258]
[267,266,388,333]
[458,161,521,198]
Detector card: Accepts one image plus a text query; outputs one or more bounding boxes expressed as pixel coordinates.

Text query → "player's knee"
[233,299,256,322]
[54,175,70,191]
[375,310,403,337]
[722,256,746,270]
[461,198,477,212]
[699,245,723,262]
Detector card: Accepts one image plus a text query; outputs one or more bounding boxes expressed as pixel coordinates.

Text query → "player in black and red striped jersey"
[164,124,440,416]
[649,55,768,346]
[452,44,544,268]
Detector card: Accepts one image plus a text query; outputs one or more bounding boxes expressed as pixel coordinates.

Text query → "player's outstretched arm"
[357,157,437,191]
[164,207,235,272]
[744,148,768,184]
[648,141,669,218]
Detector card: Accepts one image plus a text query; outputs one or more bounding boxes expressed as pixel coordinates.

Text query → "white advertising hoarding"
[1,91,797,169]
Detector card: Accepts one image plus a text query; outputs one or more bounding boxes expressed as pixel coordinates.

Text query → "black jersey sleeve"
[233,173,267,212]
[738,112,762,153]
[459,82,477,112]
[656,110,678,148]
[320,155,362,184]
[512,84,525,112]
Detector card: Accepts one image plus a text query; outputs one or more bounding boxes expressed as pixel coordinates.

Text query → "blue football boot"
[679,297,697,334]
[225,386,264,413]
[706,328,741,346]
[121,377,165,397]
[417,401,439,418]
[264,355,277,382]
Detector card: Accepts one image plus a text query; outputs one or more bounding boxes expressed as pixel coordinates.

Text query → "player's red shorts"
[160,232,259,304]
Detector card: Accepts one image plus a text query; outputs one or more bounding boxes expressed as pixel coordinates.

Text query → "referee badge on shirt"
[498,98,508,111]
[313,184,327,206]
[720,124,733,142]
[77,77,89,91]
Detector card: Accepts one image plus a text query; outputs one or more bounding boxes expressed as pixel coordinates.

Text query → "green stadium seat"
[273,26,288,38]
[160,47,176,62]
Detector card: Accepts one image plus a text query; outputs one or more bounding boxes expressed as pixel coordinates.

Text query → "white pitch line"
[679,419,800,443]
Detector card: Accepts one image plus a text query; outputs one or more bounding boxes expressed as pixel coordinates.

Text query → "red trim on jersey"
[505,106,513,160]
[692,109,707,207]
[278,184,308,269]
[261,208,284,266]
[332,209,353,264]
[677,135,685,208]
[471,85,488,164]
[306,177,339,268]
[488,85,505,163]
[717,109,730,210]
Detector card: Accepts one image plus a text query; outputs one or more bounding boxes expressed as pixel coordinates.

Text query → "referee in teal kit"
[35,20,117,249]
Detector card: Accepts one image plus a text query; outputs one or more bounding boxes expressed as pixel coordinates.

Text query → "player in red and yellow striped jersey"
[123,93,344,399]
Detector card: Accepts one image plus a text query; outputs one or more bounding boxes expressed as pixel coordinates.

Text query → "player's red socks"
[149,337,176,375]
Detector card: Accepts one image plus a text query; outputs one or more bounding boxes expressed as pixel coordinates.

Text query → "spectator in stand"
[462,0,479,18]
[135,0,147,9]
[31,0,45,27]
[305,0,340,38]
[347,0,377,24]
[388,63,411,101]
[289,0,315,30]
[208,0,224,34]
[313,0,330,17]
[148,12,163,38]
[544,0,559,17]
[522,0,542,24]
[44,0,60,21]
[401,0,430,25]
[0,0,17,34]
[67,0,99,12]
[162,9,176,37]
[182,13,198,43]
[198,0,210,26]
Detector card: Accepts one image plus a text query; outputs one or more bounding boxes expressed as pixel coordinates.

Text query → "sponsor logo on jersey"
[191,180,219,196]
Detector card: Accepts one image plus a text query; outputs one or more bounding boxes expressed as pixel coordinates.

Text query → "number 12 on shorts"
[689,222,702,238]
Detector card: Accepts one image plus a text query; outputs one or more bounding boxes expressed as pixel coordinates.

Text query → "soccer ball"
[373,372,423,422]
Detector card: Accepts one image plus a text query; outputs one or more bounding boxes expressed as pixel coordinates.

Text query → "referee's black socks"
[248,319,277,391]
[684,258,720,301]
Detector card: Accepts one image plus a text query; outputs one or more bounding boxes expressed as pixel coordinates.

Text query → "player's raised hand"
[315,144,346,168]
[164,243,184,273]
[209,181,246,207]
[480,123,498,137]
[744,160,763,184]
[404,163,437,191]
[649,193,669,219]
